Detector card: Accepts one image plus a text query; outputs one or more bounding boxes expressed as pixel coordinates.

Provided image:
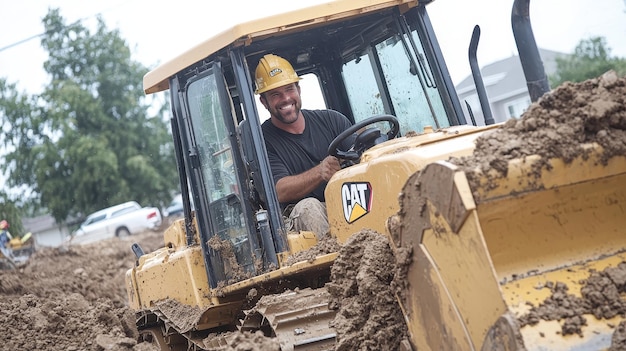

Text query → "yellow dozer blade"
[391,142,626,351]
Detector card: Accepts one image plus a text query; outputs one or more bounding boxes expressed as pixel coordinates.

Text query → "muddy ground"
[0,224,404,351]
[1,71,626,350]
[0,229,164,351]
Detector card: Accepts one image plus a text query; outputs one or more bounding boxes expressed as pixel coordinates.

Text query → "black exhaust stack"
[512,0,551,102]
[468,25,494,125]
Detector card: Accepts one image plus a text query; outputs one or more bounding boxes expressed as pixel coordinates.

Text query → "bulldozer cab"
[147,0,467,288]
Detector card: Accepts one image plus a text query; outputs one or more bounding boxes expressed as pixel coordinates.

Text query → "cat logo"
[341,182,372,223]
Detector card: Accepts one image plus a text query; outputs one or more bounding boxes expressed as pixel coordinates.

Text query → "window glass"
[187,74,238,203]
[112,207,136,218]
[342,55,386,121]
[84,214,106,226]
[342,29,449,135]
[375,33,449,133]
[186,70,252,274]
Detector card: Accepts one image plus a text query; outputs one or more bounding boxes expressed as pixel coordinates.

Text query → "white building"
[22,215,73,248]
[455,49,565,125]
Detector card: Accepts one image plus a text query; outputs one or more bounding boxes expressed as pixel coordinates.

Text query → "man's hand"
[319,156,341,182]
[275,156,342,203]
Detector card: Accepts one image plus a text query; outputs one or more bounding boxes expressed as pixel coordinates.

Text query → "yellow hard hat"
[254,54,301,95]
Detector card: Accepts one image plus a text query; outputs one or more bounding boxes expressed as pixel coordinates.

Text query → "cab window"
[342,31,449,135]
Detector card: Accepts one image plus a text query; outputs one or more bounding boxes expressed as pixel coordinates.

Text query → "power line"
[0,33,45,53]
[0,0,137,54]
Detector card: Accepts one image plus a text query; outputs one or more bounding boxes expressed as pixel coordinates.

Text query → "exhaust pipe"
[512,0,550,102]
[468,25,494,125]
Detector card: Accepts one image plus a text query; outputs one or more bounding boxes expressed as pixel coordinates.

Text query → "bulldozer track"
[240,287,336,351]
[137,308,225,351]
[136,287,336,351]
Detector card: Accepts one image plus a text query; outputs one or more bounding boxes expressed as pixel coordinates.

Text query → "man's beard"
[272,100,301,124]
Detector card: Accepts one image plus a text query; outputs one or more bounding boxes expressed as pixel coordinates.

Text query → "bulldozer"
[125,0,626,350]
[0,232,34,269]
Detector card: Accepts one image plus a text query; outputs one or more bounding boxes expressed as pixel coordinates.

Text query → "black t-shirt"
[262,109,353,207]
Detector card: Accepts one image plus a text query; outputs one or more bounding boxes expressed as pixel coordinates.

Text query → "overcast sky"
[0,0,624,195]
[1,0,625,94]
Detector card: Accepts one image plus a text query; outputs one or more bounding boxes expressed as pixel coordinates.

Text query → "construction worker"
[0,220,14,259]
[254,54,355,238]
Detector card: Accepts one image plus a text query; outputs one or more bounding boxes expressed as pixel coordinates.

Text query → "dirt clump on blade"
[450,70,626,194]
[518,261,626,348]
[326,229,408,351]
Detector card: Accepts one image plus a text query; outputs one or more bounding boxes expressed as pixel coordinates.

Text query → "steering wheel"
[328,114,400,162]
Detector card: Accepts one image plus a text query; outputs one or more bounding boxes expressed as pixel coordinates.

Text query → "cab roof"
[143,0,420,94]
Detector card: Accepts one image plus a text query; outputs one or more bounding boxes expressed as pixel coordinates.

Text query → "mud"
[153,299,207,333]
[0,230,164,351]
[450,70,626,195]
[326,229,408,350]
[208,235,252,285]
[283,232,341,266]
[0,226,406,351]
[611,321,626,351]
[518,262,626,348]
[218,331,280,351]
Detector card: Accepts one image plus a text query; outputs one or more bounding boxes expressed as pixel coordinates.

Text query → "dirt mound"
[451,70,626,194]
[326,229,408,350]
[0,230,164,351]
[284,232,341,266]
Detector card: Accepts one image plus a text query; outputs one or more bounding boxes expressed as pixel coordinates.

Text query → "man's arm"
[275,156,341,203]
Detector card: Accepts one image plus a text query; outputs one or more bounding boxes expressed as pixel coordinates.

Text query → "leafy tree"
[0,9,177,223]
[550,36,626,87]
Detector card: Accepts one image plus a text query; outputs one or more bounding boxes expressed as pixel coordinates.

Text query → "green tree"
[550,36,626,87]
[0,9,177,223]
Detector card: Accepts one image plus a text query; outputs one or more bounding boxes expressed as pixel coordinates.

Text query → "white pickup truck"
[70,201,162,245]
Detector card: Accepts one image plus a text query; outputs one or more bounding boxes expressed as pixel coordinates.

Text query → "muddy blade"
[242,288,336,351]
[393,146,626,350]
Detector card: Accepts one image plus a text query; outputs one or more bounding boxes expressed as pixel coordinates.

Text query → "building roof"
[22,215,58,233]
[22,214,82,234]
[455,48,566,99]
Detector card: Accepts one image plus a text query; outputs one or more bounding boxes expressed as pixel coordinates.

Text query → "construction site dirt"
[1,70,626,350]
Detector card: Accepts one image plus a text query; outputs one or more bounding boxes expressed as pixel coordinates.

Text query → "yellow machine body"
[126,218,335,330]
[128,121,626,349]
